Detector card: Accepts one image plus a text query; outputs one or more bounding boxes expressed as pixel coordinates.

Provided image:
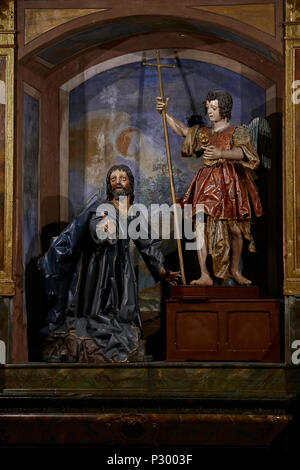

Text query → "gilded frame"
[284,0,300,295]
[0,46,14,296]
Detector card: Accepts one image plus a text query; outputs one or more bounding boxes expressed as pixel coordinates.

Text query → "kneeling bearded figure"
[39,164,180,363]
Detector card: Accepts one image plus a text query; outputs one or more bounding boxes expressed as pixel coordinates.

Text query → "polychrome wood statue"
[38,165,180,363]
[156,90,265,286]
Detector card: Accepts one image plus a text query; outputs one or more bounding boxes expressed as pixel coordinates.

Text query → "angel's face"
[206,100,222,123]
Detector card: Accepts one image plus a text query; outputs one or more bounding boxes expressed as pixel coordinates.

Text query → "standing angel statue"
[156,89,264,286]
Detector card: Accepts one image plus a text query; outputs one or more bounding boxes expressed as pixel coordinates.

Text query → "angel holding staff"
[156,89,264,286]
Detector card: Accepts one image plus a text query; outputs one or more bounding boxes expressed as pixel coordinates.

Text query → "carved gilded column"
[0,0,15,296]
[284,0,300,367]
[285,0,300,295]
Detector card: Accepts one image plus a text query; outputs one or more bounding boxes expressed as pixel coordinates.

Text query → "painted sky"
[69,58,266,216]
[68,57,266,304]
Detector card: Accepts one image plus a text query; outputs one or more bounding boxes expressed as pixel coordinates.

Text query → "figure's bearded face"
[110,170,131,199]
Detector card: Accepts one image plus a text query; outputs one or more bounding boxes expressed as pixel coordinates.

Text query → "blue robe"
[38,200,164,362]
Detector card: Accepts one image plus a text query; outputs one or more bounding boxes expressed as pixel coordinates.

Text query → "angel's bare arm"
[155,97,188,137]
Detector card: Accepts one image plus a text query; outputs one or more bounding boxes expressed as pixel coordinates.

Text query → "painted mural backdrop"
[69,58,266,310]
[0,57,5,271]
[23,94,40,274]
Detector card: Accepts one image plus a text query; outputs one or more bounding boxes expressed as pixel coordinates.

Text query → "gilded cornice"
[24,8,108,44]
[0,0,15,46]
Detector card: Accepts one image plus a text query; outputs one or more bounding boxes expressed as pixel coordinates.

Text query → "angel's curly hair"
[106,164,135,205]
[206,90,233,120]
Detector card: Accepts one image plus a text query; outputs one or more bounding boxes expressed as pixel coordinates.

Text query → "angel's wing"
[247,117,272,169]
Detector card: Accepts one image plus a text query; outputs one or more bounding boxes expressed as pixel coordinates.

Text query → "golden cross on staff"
[143,50,186,285]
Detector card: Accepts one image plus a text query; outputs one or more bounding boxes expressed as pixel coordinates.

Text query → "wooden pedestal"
[166,287,281,361]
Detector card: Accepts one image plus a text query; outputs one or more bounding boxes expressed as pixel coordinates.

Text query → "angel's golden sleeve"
[232,125,260,170]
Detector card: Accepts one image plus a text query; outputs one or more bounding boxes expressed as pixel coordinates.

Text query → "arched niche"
[16,12,283,362]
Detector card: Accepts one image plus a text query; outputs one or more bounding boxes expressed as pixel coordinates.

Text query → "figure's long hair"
[206,90,233,120]
[106,164,135,205]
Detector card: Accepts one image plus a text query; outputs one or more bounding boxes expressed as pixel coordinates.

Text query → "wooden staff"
[143,50,186,285]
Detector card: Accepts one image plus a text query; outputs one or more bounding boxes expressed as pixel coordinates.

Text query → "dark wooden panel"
[166,299,281,361]
[227,311,271,350]
[176,311,218,350]
[0,413,289,448]
[171,285,259,300]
